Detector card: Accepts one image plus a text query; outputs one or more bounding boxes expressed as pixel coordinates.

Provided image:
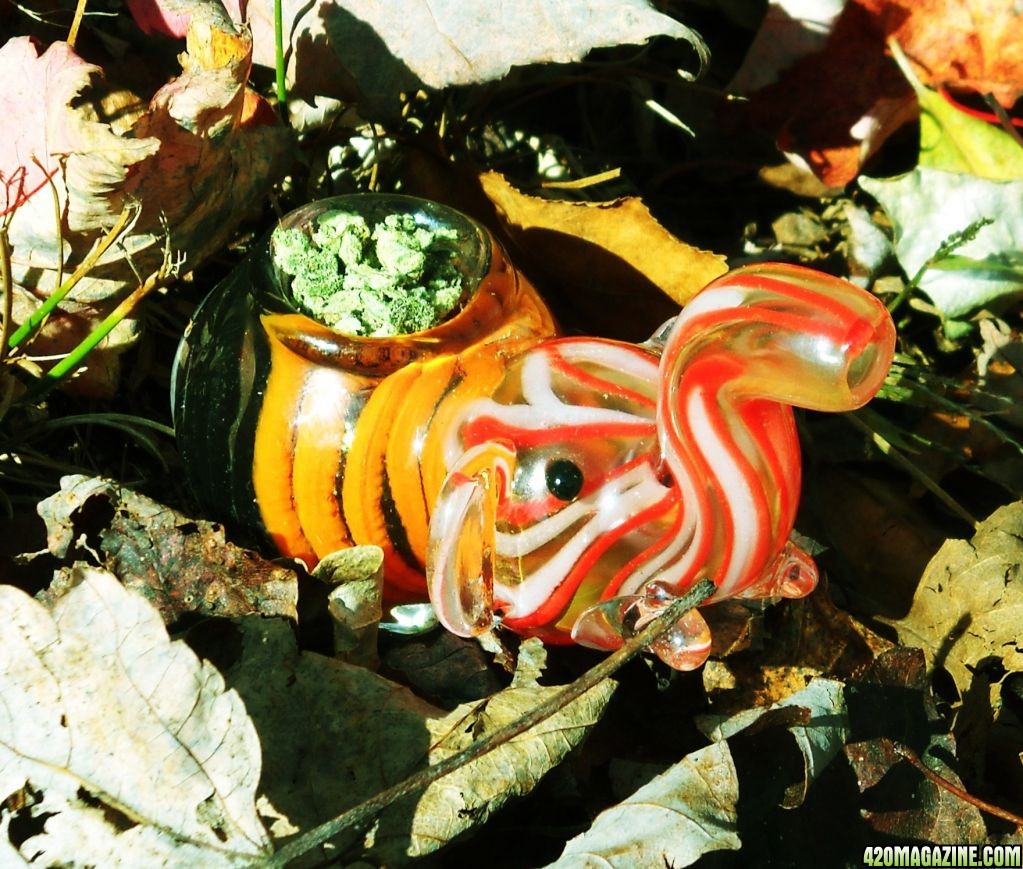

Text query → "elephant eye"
[545,459,584,502]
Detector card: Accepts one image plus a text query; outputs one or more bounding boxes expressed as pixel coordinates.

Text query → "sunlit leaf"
[889,501,1023,700]
[698,678,850,807]
[0,568,271,866]
[215,0,705,117]
[481,171,727,323]
[547,740,740,868]
[860,168,1023,317]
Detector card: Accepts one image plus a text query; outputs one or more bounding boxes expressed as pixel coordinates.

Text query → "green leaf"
[889,39,1023,181]
[860,168,1023,317]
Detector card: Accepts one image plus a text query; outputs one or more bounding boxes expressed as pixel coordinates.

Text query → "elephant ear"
[427,442,516,637]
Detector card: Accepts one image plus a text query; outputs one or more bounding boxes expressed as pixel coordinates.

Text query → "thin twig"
[0,225,13,365]
[7,204,137,354]
[36,156,65,291]
[848,412,977,528]
[893,742,1023,830]
[982,93,1023,150]
[543,168,622,190]
[266,579,717,867]
[67,0,88,48]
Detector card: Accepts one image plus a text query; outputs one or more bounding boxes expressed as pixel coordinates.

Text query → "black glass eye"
[545,459,584,501]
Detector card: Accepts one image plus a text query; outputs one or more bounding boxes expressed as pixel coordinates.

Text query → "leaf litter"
[4,0,1023,864]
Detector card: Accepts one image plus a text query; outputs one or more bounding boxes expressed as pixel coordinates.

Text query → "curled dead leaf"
[2,7,290,396]
[481,171,727,340]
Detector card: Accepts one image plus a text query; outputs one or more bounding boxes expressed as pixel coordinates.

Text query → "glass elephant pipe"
[172,194,896,670]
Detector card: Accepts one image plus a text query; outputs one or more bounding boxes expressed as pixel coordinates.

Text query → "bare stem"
[274,0,287,107]
[982,93,1023,150]
[266,579,717,867]
[894,742,1023,830]
[68,0,88,48]
[7,204,137,354]
[0,226,13,365]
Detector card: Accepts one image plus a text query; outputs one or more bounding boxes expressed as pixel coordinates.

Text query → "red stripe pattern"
[429,264,895,668]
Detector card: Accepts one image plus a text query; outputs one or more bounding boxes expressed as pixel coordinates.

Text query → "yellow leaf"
[481,172,727,314]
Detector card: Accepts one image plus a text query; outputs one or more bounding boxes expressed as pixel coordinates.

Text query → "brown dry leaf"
[842,649,989,845]
[481,172,727,338]
[35,475,298,624]
[216,0,705,117]
[704,662,824,714]
[703,586,893,715]
[698,678,850,810]
[738,0,1023,185]
[845,737,988,844]
[890,501,1023,701]
[865,0,1023,107]
[3,4,290,395]
[0,567,271,865]
[223,620,616,864]
[811,466,948,619]
[738,2,915,186]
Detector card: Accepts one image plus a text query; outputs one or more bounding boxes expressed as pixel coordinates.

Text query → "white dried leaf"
[860,168,1023,318]
[225,0,706,116]
[0,568,271,867]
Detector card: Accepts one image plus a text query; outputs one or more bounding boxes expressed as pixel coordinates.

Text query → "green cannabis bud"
[271,210,465,336]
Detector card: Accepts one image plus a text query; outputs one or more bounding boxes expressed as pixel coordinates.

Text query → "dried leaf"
[0,567,271,866]
[703,588,893,715]
[737,0,1023,184]
[2,10,289,395]
[890,501,1023,700]
[843,649,988,844]
[845,738,988,843]
[223,618,615,863]
[382,631,503,706]
[35,475,298,624]
[867,0,1023,107]
[220,0,705,116]
[698,678,850,807]
[547,740,741,868]
[810,466,948,619]
[481,171,727,338]
[317,546,384,666]
[739,2,915,185]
